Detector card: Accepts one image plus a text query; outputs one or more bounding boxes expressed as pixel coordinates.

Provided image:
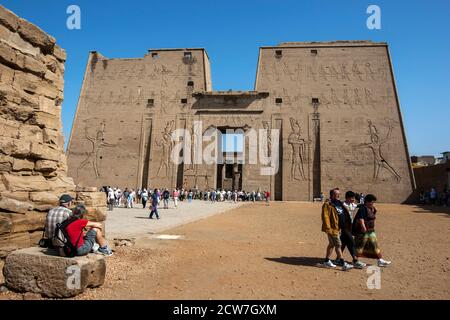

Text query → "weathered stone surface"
[30,111,61,130]
[42,128,63,146]
[0,196,33,214]
[85,207,107,222]
[12,158,34,171]
[19,125,43,144]
[4,247,106,298]
[0,40,18,69]
[29,191,58,205]
[1,173,51,192]
[76,192,106,207]
[0,63,15,85]
[10,212,45,233]
[53,45,66,62]
[0,214,12,235]
[29,142,61,161]
[0,259,4,284]
[0,231,37,258]
[0,24,40,57]
[0,117,20,138]
[0,136,30,157]
[17,53,46,76]
[0,191,29,202]
[0,5,19,31]
[34,159,58,172]
[17,18,55,53]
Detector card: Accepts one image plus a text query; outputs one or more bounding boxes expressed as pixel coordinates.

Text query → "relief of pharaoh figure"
[288,118,309,181]
[156,120,175,178]
[354,119,401,182]
[77,122,115,179]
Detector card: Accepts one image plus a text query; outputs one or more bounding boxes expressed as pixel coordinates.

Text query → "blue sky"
[1,0,449,157]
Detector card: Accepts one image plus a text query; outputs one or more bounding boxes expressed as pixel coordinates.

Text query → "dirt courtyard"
[2,202,450,300]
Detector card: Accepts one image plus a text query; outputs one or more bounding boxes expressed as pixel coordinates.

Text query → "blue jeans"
[76,229,97,256]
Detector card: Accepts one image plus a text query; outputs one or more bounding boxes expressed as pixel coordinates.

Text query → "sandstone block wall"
[0,5,106,259]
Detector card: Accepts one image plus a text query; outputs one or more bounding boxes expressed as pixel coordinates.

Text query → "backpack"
[54,217,83,258]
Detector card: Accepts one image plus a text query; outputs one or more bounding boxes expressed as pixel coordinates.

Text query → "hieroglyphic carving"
[341,64,352,81]
[156,120,175,178]
[288,118,308,181]
[77,121,115,179]
[352,62,364,81]
[354,119,401,182]
[365,88,377,105]
[365,62,376,81]
[262,121,272,159]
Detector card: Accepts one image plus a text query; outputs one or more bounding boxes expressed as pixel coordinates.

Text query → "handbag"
[38,228,53,248]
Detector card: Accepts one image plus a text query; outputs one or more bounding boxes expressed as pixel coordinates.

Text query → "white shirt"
[343,202,358,222]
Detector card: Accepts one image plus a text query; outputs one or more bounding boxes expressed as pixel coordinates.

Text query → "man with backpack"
[45,194,74,248]
[62,204,112,256]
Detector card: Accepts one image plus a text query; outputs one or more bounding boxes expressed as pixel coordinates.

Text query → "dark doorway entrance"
[217,162,243,190]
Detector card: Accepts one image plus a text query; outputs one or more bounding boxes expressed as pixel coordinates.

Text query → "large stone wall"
[0,5,106,258]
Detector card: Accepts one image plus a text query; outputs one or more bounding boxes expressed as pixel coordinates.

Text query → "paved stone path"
[105,200,245,239]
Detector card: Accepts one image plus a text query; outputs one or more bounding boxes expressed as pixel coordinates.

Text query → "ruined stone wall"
[0,5,106,258]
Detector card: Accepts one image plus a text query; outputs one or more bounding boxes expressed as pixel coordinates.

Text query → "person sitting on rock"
[66,204,113,256]
[45,194,74,248]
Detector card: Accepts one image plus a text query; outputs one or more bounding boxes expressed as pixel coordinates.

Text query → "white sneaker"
[378,259,391,267]
[323,260,336,268]
[91,243,100,253]
[342,262,354,271]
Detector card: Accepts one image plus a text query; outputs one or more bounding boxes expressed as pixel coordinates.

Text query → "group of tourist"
[419,187,449,206]
[101,186,271,213]
[43,194,113,257]
[321,188,391,271]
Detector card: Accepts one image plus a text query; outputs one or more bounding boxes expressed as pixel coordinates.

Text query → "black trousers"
[340,230,357,259]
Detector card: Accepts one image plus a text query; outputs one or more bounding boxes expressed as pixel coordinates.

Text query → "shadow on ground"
[265,256,324,267]
[411,205,450,217]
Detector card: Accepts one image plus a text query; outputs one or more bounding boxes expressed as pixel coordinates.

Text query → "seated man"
[45,194,74,248]
[66,204,113,256]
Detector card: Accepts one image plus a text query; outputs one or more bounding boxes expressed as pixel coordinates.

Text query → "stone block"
[3,247,106,298]
[0,191,29,202]
[19,125,43,144]
[0,214,12,235]
[30,111,61,130]
[29,191,59,205]
[17,52,46,76]
[0,5,19,31]
[29,142,61,161]
[0,102,35,122]
[12,158,34,171]
[0,196,34,214]
[85,207,107,222]
[17,17,55,54]
[0,40,18,69]
[53,45,66,62]
[0,24,40,57]
[76,192,106,207]
[42,128,63,146]
[0,231,33,258]
[1,173,50,192]
[0,63,15,85]
[35,159,58,172]
[0,117,20,138]
[38,96,61,117]
[46,176,76,192]
[10,212,45,233]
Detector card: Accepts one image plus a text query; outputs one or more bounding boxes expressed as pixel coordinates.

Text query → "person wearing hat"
[44,194,74,249]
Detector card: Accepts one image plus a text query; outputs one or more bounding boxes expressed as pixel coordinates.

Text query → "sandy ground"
[1,202,449,300]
